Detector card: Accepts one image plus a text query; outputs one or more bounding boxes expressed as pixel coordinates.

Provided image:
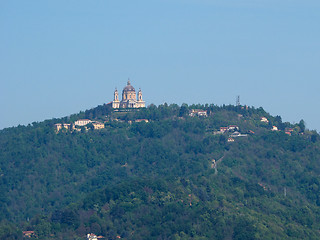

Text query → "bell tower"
[138,88,143,101]
[114,89,119,101]
[137,88,145,108]
[112,88,120,108]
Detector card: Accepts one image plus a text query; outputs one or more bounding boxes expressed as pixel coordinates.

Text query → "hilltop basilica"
[112,80,145,109]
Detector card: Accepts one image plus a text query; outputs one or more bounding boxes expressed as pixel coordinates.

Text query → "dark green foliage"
[0,103,320,239]
[85,104,112,121]
[0,220,21,239]
[233,217,256,240]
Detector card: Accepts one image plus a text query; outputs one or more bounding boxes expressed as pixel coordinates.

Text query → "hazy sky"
[1,0,319,131]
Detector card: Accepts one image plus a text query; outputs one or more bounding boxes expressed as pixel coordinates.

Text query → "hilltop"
[1,103,320,239]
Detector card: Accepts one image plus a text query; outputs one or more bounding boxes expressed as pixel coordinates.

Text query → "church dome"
[123,80,135,92]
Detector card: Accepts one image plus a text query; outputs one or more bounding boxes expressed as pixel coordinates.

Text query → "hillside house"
[22,231,35,238]
[241,105,249,110]
[230,131,248,138]
[228,138,235,142]
[228,125,239,131]
[92,122,105,130]
[135,119,149,123]
[285,128,294,132]
[54,123,71,132]
[86,233,104,239]
[74,119,92,126]
[189,109,207,117]
[260,117,269,123]
[220,127,228,133]
[87,233,98,240]
[54,124,62,132]
[272,126,278,131]
[230,131,241,137]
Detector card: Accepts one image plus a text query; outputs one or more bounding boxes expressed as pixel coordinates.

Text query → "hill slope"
[1,103,320,239]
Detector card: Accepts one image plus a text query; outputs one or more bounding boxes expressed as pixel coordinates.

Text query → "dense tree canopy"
[0,103,320,239]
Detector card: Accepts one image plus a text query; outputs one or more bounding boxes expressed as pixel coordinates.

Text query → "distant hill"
[1,103,320,239]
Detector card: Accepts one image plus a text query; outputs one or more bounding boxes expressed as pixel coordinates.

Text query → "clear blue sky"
[1,0,319,131]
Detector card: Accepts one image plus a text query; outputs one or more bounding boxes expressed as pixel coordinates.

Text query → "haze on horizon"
[1,0,319,131]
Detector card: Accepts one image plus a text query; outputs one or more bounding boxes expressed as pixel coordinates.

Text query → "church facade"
[112,80,145,109]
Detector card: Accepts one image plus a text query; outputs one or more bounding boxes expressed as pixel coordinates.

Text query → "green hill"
[1,103,320,239]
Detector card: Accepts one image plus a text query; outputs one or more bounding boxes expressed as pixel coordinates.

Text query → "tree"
[311,134,318,143]
[233,217,256,240]
[179,104,189,117]
[219,135,226,145]
[298,119,306,132]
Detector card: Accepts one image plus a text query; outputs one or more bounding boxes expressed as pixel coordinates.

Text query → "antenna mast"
[236,95,240,106]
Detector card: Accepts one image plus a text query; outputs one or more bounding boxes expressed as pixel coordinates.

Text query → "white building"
[228,125,239,131]
[74,119,92,126]
[87,233,97,240]
[189,109,208,117]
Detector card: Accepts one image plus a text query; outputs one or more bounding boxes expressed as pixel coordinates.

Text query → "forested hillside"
[1,103,320,239]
